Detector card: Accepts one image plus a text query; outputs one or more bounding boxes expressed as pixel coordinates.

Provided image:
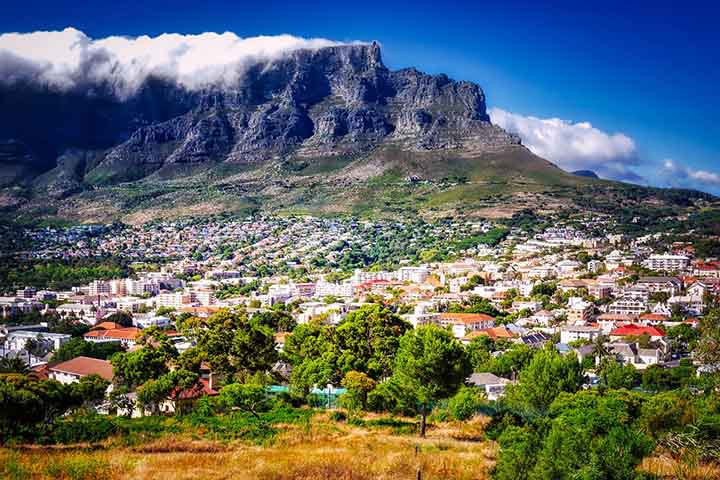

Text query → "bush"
[448,386,485,421]
[43,457,112,480]
[50,413,118,444]
[329,410,347,422]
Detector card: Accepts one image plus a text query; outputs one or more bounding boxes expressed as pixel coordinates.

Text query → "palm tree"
[0,357,30,374]
[591,334,610,366]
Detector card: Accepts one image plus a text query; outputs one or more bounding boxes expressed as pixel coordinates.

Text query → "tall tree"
[185,308,277,381]
[392,325,470,436]
[504,346,584,413]
[334,304,410,380]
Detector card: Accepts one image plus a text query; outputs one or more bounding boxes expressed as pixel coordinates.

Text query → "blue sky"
[1,0,718,193]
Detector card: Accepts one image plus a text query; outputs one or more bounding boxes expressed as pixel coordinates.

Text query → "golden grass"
[639,455,720,480]
[1,417,497,480]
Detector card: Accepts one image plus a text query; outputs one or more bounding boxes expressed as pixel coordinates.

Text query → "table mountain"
[0,42,712,222]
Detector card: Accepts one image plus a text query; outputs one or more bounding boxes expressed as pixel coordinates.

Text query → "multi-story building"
[560,325,602,344]
[608,295,648,316]
[643,254,690,272]
[155,292,194,308]
[397,267,429,283]
[637,277,682,295]
[567,297,594,323]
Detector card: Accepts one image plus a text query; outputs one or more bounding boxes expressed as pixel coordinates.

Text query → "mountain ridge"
[0,42,715,223]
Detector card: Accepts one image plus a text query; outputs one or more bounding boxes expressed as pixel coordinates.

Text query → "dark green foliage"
[448,386,485,421]
[503,346,584,413]
[51,338,124,362]
[0,258,129,293]
[334,304,411,380]
[184,308,277,380]
[392,325,470,435]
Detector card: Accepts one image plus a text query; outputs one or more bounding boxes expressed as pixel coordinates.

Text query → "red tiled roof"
[440,312,495,324]
[639,313,669,321]
[476,326,516,339]
[92,321,123,330]
[84,327,141,341]
[172,378,218,400]
[50,356,113,381]
[610,324,665,337]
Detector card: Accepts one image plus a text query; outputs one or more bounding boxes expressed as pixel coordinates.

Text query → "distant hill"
[572,170,599,179]
[0,42,715,224]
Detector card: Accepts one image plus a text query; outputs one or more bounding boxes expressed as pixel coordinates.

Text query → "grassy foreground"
[1,412,495,480]
[2,411,718,480]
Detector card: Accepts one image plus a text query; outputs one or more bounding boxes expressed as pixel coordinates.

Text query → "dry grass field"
[0,414,497,480]
[3,413,718,480]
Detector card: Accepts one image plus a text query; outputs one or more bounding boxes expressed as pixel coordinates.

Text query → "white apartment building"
[643,254,690,272]
[155,292,195,308]
[397,266,429,283]
[560,325,602,344]
[315,281,354,299]
[567,297,594,323]
[6,330,72,352]
[134,315,172,329]
[608,295,648,316]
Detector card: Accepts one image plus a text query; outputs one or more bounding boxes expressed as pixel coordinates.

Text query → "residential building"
[643,254,690,272]
[467,372,513,401]
[560,325,602,344]
[49,356,114,384]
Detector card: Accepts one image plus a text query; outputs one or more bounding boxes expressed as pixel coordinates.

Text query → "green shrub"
[44,457,112,480]
[329,410,347,422]
[448,386,485,421]
[50,413,118,444]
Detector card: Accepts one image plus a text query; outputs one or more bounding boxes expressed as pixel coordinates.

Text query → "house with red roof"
[439,312,495,338]
[158,378,219,415]
[609,324,665,342]
[49,356,114,384]
[84,327,141,347]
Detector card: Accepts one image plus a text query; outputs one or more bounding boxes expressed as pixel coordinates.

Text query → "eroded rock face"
[1,42,520,190]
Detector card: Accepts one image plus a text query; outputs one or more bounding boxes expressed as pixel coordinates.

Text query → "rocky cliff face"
[0,42,520,194]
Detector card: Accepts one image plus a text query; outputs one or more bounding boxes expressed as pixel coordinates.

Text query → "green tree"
[504,346,584,413]
[0,357,29,374]
[392,325,470,436]
[136,368,199,416]
[111,345,174,389]
[219,382,270,419]
[340,370,376,411]
[105,311,134,327]
[334,304,410,380]
[598,359,638,390]
[185,309,277,381]
[448,386,485,421]
[50,338,124,362]
[466,335,496,371]
[283,321,338,395]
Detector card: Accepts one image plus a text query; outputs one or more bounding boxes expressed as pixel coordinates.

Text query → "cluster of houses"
[2,217,719,407]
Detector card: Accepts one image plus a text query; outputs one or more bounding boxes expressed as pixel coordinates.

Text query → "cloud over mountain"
[488,107,643,182]
[660,159,720,190]
[0,28,354,97]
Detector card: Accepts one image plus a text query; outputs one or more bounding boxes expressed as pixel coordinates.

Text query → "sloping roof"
[610,324,665,337]
[476,326,516,339]
[172,378,219,400]
[91,321,123,330]
[467,372,511,387]
[50,356,113,381]
[440,312,495,324]
[84,327,140,341]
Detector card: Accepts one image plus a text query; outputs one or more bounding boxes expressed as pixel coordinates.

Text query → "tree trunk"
[419,406,427,437]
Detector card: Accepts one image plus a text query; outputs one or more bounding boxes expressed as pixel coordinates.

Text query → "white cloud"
[660,159,720,189]
[0,28,357,97]
[488,107,643,182]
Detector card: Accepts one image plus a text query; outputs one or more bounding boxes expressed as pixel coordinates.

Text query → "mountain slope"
[0,42,714,223]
